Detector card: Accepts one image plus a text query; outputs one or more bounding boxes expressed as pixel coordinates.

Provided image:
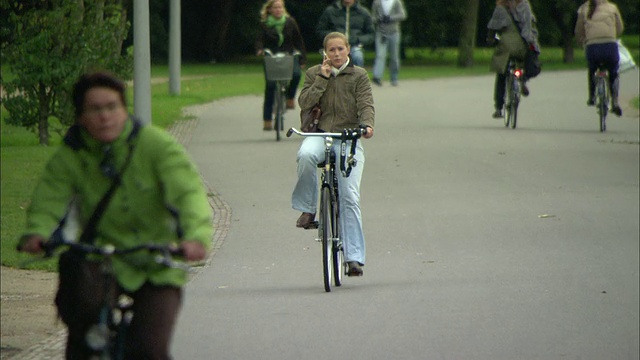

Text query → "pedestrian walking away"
[486,0,540,119]
[371,0,407,86]
[17,71,213,359]
[316,0,375,68]
[293,32,375,277]
[575,0,624,116]
[256,0,307,131]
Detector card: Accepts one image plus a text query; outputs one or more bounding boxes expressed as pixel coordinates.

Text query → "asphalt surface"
[170,69,639,360]
[9,69,638,360]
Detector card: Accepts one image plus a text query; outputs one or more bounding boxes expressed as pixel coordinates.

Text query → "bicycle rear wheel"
[597,79,607,132]
[319,186,333,292]
[504,75,513,128]
[509,77,520,129]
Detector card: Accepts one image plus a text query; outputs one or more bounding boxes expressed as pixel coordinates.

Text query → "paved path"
[10,69,639,359]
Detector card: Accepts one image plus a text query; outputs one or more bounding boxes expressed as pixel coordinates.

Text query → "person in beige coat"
[292,32,374,277]
[575,0,624,116]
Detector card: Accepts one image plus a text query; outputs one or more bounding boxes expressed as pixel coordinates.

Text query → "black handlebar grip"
[286,128,294,137]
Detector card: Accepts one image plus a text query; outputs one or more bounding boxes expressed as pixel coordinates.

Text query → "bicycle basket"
[264,55,294,81]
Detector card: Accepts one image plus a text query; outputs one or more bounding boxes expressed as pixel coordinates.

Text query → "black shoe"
[372,78,382,86]
[611,105,622,117]
[347,261,363,277]
[586,99,595,106]
[492,109,504,118]
[296,212,316,229]
[521,84,530,97]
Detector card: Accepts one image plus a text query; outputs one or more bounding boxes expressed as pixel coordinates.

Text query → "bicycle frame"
[263,49,300,141]
[42,239,189,359]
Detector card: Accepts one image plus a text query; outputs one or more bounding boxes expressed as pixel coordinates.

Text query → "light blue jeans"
[350,46,365,67]
[373,32,401,83]
[292,137,366,265]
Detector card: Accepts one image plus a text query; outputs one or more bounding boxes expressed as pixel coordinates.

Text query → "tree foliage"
[1,0,132,145]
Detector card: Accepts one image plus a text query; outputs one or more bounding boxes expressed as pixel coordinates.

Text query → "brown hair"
[72,71,127,119]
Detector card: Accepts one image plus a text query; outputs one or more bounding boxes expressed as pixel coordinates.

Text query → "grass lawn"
[2,43,638,270]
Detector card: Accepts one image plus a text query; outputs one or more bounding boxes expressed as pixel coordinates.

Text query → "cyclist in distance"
[486,0,540,118]
[256,0,307,131]
[293,32,374,277]
[18,71,213,359]
[575,0,624,116]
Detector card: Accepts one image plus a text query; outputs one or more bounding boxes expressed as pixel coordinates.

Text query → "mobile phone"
[322,51,331,65]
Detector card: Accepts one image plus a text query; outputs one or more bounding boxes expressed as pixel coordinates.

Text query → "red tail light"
[514,69,522,78]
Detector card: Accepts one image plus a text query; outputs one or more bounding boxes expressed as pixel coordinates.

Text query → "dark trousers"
[262,59,301,121]
[586,42,620,102]
[64,281,182,359]
[494,72,507,110]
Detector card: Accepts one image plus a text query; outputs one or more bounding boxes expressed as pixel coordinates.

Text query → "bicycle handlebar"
[286,127,367,139]
[287,127,367,177]
[262,48,301,57]
[39,236,191,272]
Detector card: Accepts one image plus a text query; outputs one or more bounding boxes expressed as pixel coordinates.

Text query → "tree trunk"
[457,0,480,68]
[206,0,235,62]
[562,35,575,63]
[37,82,50,146]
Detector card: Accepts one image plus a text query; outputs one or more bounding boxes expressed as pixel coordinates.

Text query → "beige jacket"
[575,0,623,46]
[298,63,375,132]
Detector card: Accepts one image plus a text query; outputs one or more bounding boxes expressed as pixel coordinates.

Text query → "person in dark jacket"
[316,0,375,68]
[256,0,307,131]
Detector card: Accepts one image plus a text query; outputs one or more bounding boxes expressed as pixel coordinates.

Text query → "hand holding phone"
[320,50,332,77]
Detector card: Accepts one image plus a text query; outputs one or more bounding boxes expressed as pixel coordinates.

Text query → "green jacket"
[299,62,375,132]
[316,1,375,48]
[22,120,213,291]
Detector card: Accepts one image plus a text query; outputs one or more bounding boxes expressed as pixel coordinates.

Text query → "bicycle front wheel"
[319,186,333,292]
[274,87,284,141]
[332,198,343,287]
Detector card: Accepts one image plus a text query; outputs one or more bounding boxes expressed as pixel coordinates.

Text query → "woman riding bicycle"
[18,71,213,359]
[292,32,374,277]
[575,0,624,116]
[255,0,307,131]
[486,0,540,119]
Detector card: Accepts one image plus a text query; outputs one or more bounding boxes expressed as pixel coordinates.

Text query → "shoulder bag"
[508,11,541,79]
[300,103,322,133]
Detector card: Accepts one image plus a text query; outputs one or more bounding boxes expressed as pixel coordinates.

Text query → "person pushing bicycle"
[18,71,213,359]
[292,32,374,277]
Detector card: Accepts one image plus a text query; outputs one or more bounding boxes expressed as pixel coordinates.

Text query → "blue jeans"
[292,137,366,265]
[350,46,365,67]
[373,32,401,83]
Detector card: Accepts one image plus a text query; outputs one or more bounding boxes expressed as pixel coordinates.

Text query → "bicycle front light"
[514,69,522,78]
